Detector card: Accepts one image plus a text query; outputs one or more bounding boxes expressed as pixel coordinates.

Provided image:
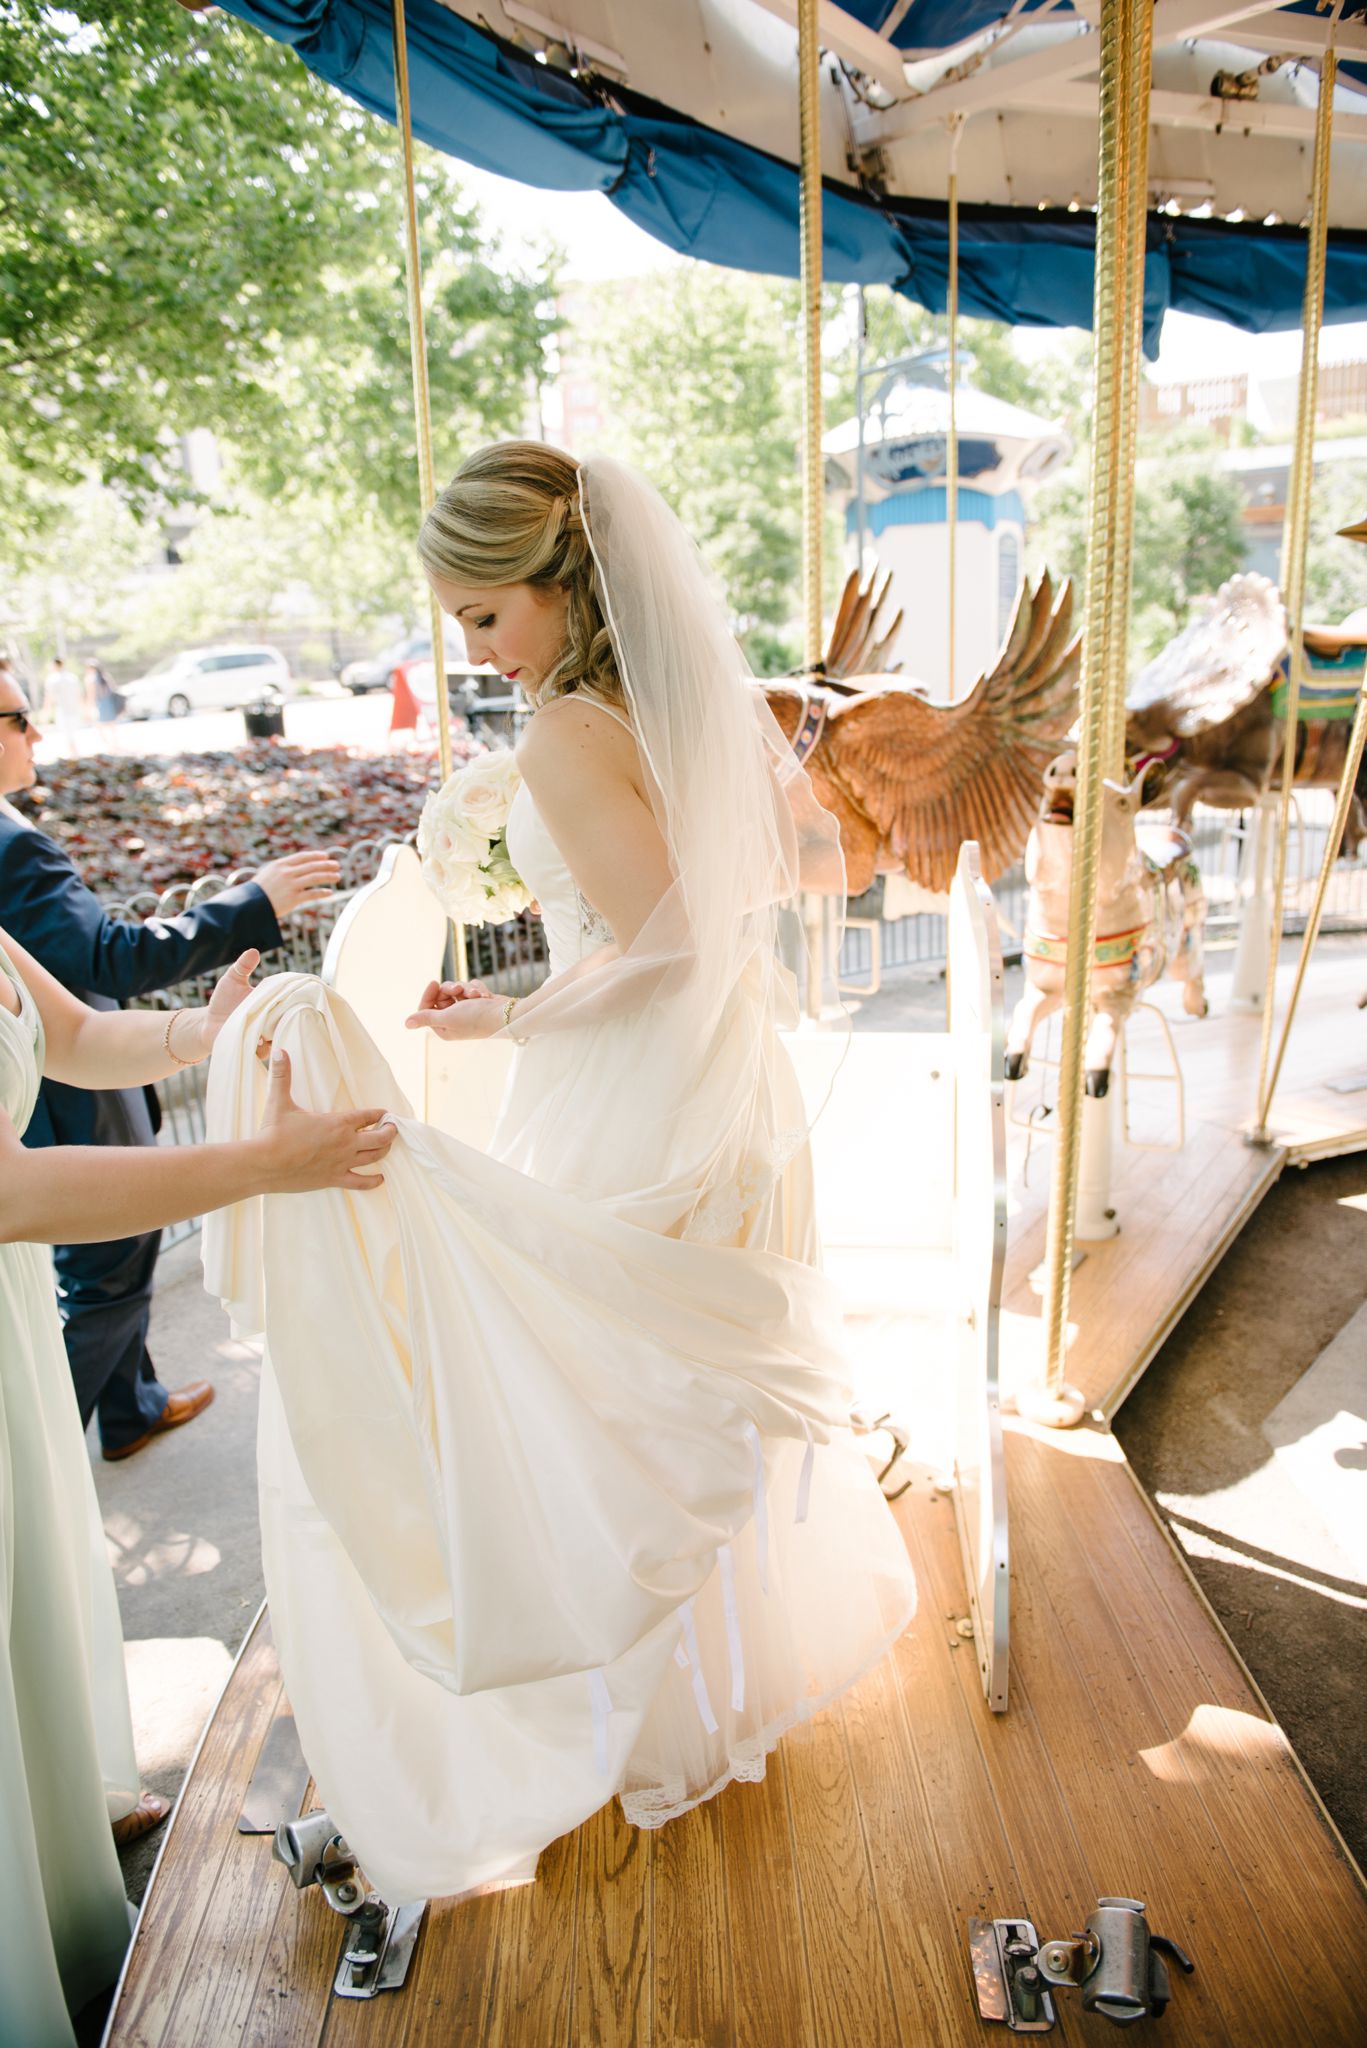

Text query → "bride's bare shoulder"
[516,692,635,780]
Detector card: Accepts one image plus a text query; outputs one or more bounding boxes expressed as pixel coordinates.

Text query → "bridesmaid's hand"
[180,950,261,1061]
[257,1049,396,1192]
[405,992,505,1040]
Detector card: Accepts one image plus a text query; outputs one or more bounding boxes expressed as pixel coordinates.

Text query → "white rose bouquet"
[417,749,531,927]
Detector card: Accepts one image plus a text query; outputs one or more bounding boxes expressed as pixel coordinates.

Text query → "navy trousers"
[55,1227,170,1451]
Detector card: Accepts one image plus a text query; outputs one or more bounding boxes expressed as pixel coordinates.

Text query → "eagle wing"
[1126,572,1286,738]
[821,572,1080,892]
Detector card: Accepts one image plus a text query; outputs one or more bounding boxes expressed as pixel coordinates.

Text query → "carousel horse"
[1004,751,1208,1099]
[764,568,1081,895]
[1126,571,1367,849]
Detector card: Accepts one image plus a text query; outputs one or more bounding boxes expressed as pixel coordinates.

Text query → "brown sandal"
[111,1790,171,1847]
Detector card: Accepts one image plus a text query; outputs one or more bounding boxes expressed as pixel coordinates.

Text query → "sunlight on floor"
[122,1637,235,1779]
[1139,1701,1280,1785]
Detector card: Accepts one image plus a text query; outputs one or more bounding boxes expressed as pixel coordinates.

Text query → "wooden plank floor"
[105,1419,1367,2048]
[999,940,1367,1417]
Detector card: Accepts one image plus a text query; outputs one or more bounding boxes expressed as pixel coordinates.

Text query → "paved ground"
[32,681,398,766]
[1114,1146,1367,1872]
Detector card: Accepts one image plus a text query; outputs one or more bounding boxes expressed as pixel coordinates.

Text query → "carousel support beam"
[1019,0,1151,1432]
[1250,47,1336,1145]
[391,0,465,976]
[797,0,832,1019]
[946,116,964,703]
[1256,671,1367,1138]
[798,0,824,675]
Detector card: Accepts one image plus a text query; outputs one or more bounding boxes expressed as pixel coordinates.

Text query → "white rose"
[454,749,521,834]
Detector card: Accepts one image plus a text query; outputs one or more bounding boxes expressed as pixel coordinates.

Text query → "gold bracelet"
[502,995,528,1045]
[163,1008,198,1068]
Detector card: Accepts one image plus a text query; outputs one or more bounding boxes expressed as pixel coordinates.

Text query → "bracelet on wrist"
[502,995,529,1045]
[163,1007,199,1068]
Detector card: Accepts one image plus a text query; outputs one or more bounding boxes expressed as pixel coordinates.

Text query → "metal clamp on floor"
[970,1896,1195,2030]
[273,1809,426,2000]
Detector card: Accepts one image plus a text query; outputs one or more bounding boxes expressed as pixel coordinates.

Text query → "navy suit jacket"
[0,812,281,1151]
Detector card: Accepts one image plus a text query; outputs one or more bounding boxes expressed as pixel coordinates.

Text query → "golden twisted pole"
[1101,0,1153,781]
[798,0,824,673]
[946,115,964,702]
[1023,0,1142,1426]
[391,0,465,975]
[1258,670,1367,1127]
[1250,47,1336,1141]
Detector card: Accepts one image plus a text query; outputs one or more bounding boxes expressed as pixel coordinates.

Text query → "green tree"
[581,268,811,666]
[1304,462,1367,624]
[0,1,555,536]
[1030,437,1249,665]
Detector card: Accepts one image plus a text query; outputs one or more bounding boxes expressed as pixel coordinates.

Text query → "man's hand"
[252,850,341,917]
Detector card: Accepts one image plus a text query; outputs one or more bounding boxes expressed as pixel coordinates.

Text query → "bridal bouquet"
[417,749,531,926]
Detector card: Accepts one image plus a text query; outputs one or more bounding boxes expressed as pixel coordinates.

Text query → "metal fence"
[835,793,1367,987]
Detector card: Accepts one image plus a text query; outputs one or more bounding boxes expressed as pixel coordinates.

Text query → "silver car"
[121,644,290,719]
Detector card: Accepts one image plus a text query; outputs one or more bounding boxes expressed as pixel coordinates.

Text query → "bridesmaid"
[0,922,395,2047]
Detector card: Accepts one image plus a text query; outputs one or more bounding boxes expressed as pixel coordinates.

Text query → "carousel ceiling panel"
[217,0,1367,340]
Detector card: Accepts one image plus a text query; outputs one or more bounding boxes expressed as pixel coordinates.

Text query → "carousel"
[104,3,1367,2042]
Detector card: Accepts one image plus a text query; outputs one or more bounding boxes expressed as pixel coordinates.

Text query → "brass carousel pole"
[1250,47,1337,1143]
[391,0,466,974]
[946,115,964,702]
[798,0,824,673]
[1020,0,1149,1429]
[1102,0,1152,783]
[798,0,828,1014]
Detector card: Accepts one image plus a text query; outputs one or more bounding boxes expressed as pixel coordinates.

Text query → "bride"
[204,445,917,1906]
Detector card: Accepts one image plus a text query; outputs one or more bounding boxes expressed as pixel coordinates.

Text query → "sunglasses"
[0,710,35,735]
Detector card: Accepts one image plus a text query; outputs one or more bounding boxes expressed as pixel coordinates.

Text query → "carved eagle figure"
[763,567,1080,895]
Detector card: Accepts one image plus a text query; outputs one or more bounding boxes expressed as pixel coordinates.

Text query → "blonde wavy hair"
[417,441,624,710]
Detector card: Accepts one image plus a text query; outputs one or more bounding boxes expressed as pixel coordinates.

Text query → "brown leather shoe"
[102,1380,215,1462]
[112,1789,171,1847]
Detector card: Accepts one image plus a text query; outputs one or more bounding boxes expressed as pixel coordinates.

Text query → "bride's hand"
[404,992,505,1040]
[413,978,494,1012]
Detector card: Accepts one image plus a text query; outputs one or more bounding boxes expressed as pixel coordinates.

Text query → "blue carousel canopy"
[218,0,1367,355]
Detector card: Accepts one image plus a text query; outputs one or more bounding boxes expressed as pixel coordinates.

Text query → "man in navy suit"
[0,672,339,1458]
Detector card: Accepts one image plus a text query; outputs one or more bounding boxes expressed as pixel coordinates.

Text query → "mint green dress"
[0,944,137,2043]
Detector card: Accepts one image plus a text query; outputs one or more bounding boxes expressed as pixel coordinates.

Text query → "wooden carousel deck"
[105,1419,1367,2046]
[102,937,1367,2048]
[998,940,1367,1418]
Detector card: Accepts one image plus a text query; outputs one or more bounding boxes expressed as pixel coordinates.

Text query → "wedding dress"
[202,458,918,1908]
[0,943,137,2045]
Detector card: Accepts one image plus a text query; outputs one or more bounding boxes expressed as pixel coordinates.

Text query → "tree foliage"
[1029,434,1249,665]
[577,267,810,667]
[0,0,555,536]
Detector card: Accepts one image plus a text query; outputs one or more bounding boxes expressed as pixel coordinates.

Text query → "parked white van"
[121,644,290,719]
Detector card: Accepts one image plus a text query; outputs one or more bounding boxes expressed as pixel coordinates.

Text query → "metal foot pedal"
[274,1808,426,2001]
[238,1700,311,1834]
[971,1897,1195,2030]
[970,1917,1056,2031]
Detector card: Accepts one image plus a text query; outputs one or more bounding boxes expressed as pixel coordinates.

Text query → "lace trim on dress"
[685,1125,809,1245]
[575,888,614,949]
